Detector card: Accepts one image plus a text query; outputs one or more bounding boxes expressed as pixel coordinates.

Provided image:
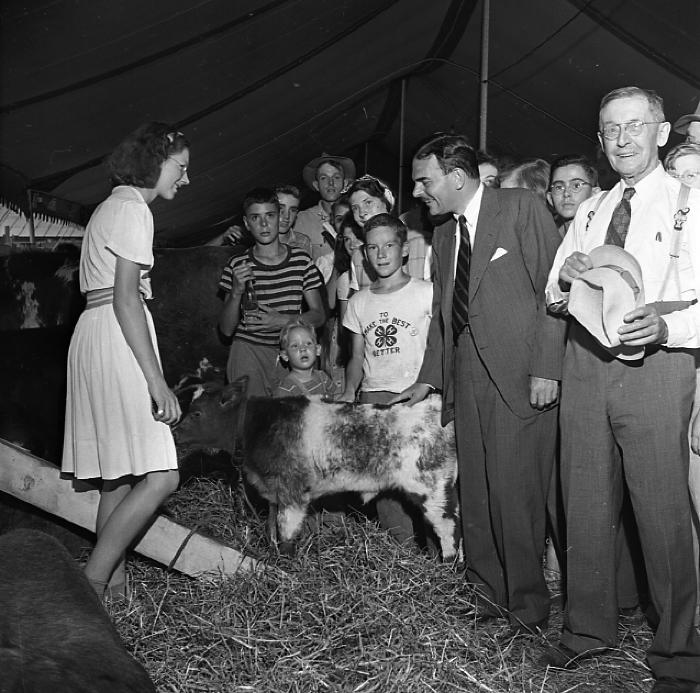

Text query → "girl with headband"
[62,122,190,599]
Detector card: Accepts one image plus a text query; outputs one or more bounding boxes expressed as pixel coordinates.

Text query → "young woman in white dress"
[62,123,189,597]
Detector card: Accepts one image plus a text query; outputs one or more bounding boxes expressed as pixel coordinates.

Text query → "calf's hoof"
[278,541,296,556]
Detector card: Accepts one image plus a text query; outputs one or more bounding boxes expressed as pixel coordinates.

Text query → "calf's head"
[173,376,248,455]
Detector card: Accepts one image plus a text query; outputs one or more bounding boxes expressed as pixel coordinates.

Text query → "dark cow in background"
[0,245,84,330]
[150,245,239,384]
[0,245,238,463]
[0,529,156,692]
[174,377,461,559]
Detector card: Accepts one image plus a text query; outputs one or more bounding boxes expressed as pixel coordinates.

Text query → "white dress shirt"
[452,183,484,278]
[546,165,700,348]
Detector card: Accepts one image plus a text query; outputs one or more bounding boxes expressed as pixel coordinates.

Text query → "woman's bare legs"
[93,477,132,591]
[85,470,179,593]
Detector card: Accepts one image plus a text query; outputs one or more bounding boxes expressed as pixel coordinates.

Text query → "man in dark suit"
[393,134,566,633]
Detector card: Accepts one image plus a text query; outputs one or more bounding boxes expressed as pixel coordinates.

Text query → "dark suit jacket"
[417,187,566,424]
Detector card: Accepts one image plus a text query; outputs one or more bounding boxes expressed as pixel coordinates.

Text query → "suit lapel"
[469,186,500,301]
[434,220,456,318]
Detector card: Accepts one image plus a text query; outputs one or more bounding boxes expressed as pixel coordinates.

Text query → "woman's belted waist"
[85,287,146,310]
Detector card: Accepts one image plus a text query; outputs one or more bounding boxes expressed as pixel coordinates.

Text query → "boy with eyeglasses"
[546,154,601,237]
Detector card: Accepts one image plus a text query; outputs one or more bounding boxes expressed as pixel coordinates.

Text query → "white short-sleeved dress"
[62,186,178,480]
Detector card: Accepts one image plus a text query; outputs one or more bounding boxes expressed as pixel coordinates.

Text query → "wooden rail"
[0,438,267,578]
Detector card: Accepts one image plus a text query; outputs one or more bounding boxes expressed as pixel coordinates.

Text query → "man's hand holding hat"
[617,305,669,346]
[558,251,594,291]
[565,245,667,360]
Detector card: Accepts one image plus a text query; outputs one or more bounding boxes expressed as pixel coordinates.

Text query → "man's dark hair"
[242,187,279,214]
[413,134,479,180]
[549,154,599,187]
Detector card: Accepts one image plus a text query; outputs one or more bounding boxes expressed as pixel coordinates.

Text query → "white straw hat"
[568,245,645,360]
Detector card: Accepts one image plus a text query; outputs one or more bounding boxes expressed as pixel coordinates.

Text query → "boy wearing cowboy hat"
[295,153,356,261]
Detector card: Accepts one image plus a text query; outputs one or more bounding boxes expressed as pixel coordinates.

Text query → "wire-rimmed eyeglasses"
[549,179,592,195]
[598,120,663,140]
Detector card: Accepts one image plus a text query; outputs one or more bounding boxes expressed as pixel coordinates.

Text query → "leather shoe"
[538,641,607,669]
[651,677,700,693]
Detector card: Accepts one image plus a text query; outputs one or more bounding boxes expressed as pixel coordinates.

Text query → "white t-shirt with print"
[343,277,433,392]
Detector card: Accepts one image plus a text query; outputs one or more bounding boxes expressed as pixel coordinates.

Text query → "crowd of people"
[60,87,700,692]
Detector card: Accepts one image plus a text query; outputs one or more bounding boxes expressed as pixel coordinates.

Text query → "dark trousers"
[454,330,556,625]
[560,325,700,681]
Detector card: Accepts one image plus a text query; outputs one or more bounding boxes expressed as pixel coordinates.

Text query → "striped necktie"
[452,215,471,340]
[605,187,636,247]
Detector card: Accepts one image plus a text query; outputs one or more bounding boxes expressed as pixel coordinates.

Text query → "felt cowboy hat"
[673,99,700,135]
[568,245,645,361]
[302,153,356,190]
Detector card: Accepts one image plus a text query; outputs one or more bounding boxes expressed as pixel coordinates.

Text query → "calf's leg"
[276,502,309,556]
[422,483,461,561]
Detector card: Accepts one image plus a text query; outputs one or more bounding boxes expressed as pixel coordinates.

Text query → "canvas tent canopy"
[0,0,698,247]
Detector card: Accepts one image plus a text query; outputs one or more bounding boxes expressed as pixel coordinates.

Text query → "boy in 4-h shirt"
[339,213,433,548]
[218,188,325,397]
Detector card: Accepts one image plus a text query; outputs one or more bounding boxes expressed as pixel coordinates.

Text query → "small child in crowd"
[339,213,433,548]
[274,320,337,398]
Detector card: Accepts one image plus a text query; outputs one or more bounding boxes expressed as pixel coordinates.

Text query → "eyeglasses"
[550,179,592,195]
[168,156,188,177]
[598,120,662,140]
[669,170,700,185]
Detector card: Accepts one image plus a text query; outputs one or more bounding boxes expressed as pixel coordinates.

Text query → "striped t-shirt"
[219,246,323,347]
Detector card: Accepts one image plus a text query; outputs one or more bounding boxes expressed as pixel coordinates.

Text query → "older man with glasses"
[543,86,700,693]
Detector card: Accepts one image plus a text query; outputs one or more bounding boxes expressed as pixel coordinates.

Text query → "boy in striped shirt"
[218,188,325,396]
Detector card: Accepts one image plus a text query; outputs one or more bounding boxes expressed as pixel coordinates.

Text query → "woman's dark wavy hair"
[107,122,190,188]
[333,212,365,275]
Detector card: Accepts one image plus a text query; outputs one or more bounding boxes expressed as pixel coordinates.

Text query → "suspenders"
[552,183,693,315]
[652,183,693,314]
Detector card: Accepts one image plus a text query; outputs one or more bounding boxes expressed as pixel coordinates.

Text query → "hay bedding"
[108,469,654,692]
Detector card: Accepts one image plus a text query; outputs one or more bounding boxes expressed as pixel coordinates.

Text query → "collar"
[614,163,666,200]
[314,201,330,222]
[453,182,484,229]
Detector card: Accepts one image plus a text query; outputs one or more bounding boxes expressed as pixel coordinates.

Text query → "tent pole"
[479,0,491,151]
[26,189,36,246]
[398,78,407,215]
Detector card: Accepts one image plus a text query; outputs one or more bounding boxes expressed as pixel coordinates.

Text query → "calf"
[174,377,460,559]
[0,529,156,693]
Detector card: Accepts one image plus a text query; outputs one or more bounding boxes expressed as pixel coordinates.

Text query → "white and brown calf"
[174,377,460,559]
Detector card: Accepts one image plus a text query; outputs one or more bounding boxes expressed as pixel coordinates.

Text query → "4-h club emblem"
[374,324,397,348]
